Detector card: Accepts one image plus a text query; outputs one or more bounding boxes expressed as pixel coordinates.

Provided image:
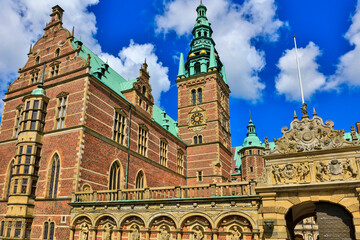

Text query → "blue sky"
[0,0,359,147]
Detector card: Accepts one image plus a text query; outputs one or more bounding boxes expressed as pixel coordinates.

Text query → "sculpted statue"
[297,162,310,181]
[131,228,141,240]
[193,226,204,240]
[272,165,284,184]
[80,223,89,240]
[159,227,170,240]
[103,224,112,240]
[316,162,328,182]
[229,227,241,240]
[343,159,358,177]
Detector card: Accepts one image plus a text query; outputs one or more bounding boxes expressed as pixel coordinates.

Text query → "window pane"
[43,222,49,239]
[49,222,55,240]
[33,100,39,109]
[27,146,32,154]
[0,221,4,237]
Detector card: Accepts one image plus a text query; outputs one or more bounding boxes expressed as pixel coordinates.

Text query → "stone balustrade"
[72,181,255,203]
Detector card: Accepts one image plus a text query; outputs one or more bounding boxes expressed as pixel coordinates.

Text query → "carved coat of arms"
[283,164,297,179]
[329,160,343,175]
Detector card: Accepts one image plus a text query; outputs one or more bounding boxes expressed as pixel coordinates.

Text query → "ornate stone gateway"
[316,202,355,240]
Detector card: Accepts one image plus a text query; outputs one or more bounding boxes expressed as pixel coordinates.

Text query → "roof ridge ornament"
[300,103,308,119]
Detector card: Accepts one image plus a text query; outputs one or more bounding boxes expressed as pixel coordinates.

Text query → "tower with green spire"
[176,1,232,184]
[177,1,226,81]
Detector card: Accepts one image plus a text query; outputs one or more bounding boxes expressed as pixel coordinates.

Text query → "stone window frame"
[55,48,60,58]
[159,138,168,167]
[35,56,40,65]
[0,220,4,237]
[112,108,127,145]
[3,159,14,200]
[47,153,61,199]
[30,68,40,84]
[177,150,185,175]
[49,61,61,78]
[193,135,203,145]
[190,88,203,105]
[135,169,146,189]
[55,92,69,130]
[108,160,123,190]
[42,219,55,240]
[137,124,149,157]
[197,170,203,182]
[13,104,23,138]
[21,99,47,133]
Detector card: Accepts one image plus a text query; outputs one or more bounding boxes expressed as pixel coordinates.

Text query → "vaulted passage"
[286,202,355,240]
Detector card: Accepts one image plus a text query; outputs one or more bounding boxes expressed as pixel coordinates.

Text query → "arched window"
[43,220,55,240]
[48,154,60,198]
[5,160,14,199]
[194,136,198,144]
[197,88,202,103]
[142,86,146,96]
[135,171,144,189]
[55,48,60,57]
[36,56,40,65]
[198,135,203,144]
[194,62,201,74]
[191,89,196,105]
[109,161,122,190]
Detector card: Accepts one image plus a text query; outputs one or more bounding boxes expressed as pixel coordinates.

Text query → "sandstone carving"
[297,162,310,182]
[80,223,89,240]
[343,159,358,177]
[229,226,241,240]
[316,162,328,182]
[270,105,355,155]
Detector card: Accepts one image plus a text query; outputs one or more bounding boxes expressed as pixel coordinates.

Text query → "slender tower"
[177,2,232,184]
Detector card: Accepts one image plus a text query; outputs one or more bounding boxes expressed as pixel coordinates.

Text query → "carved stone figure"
[80,223,89,240]
[272,165,284,184]
[229,226,241,240]
[297,162,310,181]
[343,159,358,177]
[159,227,170,240]
[131,228,141,240]
[193,226,204,240]
[316,162,328,182]
[103,224,112,240]
[300,103,308,118]
[264,137,269,150]
[329,160,343,175]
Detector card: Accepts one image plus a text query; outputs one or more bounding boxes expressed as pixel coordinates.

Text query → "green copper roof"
[152,105,179,139]
[177,53,185,77]
[31,88,46,96]
[344,131,360,142]
[72,38,181,140]
[242,117,262,148]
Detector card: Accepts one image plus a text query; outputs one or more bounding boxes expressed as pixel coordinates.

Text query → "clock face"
[191,112,204,125]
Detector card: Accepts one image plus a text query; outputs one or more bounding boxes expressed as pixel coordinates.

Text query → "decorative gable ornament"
[270,105,355,155]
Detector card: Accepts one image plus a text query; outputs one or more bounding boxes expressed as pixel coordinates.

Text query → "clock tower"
[176,2,232,184]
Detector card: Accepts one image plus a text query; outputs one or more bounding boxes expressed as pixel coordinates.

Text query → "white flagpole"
[293,36,305,105]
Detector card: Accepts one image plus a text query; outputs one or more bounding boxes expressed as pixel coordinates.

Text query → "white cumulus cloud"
[275,42,326,101]
[156,0,284,102]
[0,0,170,118]
[327,2,360,89]
[99,40,170,104]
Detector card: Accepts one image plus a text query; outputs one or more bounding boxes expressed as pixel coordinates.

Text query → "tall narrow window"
[197,88,202,103]
[113,111,126,145]
[13,179,18,194]
[135,171,144,188]
[138,125,148,156]
[177,150,184,175]
[43,220,55,240]
[14,105,23,137]
[194,62,201,74]
[14,221,21,238]
[109,161,122,190]
[194,136,198,145]
[191,89,196,105]
[6,221,12,237]
[6,160,14,199]
[0,221,4,237]
[160,139,168,166]
[36,56,40,65]
[55,48,60,57]
[197,171,203,182]
[56,96,67,129]
[48,154,60,198]
[21,179,28,194]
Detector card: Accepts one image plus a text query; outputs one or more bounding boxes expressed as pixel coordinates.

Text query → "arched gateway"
[256,104,360,240]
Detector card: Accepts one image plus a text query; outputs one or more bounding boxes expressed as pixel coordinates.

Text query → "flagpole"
[293,36,305,105]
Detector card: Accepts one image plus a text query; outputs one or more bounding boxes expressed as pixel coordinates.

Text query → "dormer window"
[55,48,60,57]
[50,61,60,77]
[142,86,146,96]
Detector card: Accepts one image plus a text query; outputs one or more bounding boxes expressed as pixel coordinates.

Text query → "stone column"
[90,227,97,240]
[145,228,150,240]
[176,228,182,240]
[309,162,315,183]
[69,227,75,240]
[212,228,218,240]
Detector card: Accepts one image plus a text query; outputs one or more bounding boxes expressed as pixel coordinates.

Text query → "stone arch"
[94,215,117,240]
[71,215,93,240]
[108,159,124,190]
[214,212,257,230]
[285,201,356,240]
[135,169,147,188]
[148,215,178,240]
[148,213,178,229]
[216,214,254,240]
[180,213,213,240]
[120,215,146,240]
[3,158,14,199]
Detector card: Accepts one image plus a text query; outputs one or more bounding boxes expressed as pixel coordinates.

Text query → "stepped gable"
[270,104,357,155]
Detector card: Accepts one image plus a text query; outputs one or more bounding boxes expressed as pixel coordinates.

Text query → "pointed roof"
[243,115,262,148]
